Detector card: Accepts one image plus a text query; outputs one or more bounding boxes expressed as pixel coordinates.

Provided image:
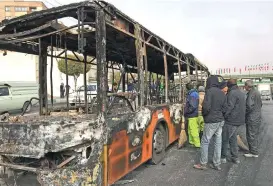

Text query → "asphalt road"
[114,101,273,186]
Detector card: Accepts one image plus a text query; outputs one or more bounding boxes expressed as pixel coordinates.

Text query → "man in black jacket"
[221,79,246,164]
[244,80,262,158]
[194,75,226,170]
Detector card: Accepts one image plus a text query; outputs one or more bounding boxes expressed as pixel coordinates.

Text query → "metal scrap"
[0,113,24,123]
[0,162,37,173]
[56,155,76,169]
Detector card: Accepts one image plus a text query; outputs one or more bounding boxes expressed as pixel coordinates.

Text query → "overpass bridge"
[222,73,273,86]
[222,73,273,79]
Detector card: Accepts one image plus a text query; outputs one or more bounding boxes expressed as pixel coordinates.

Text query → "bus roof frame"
[0,0,208,74]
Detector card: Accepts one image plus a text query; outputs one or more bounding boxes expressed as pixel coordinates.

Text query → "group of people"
[184,75,262,170]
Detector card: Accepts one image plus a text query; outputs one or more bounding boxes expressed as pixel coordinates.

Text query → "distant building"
[0,0,47,21]
[0,1,47,94]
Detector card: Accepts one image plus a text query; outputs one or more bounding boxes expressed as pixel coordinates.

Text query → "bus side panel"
[140,112,158,162]
[162,108,180,145]
[107,112,158,185]
[107,105,182,185]
[107,130,128,185]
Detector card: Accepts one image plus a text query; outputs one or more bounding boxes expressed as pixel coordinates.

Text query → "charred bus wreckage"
[0,1,209,185]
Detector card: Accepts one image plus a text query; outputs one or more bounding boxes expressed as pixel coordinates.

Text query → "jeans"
[200,121,224,166]
[221,124,239,160]
[246,122,260,155]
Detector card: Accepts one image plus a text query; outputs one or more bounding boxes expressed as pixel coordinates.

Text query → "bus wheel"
[150,124,166,164]
[22,101,32,113]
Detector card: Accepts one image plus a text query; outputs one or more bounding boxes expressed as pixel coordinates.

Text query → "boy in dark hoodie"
[194,75,226,170]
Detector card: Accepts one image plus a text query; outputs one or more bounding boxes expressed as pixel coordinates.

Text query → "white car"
[69,84,97,106]
[261,90,271,101]
[0,82,38,114]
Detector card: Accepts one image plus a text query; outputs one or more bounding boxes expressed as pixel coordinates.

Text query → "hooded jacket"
[246,88,262,124]
[224,84,246,126]
[202,76,226,123]
[219,81,228,95]
[184,89,199,118]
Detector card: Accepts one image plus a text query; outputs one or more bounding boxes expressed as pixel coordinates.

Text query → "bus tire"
[22,101,32,113]
[150,124,166,165]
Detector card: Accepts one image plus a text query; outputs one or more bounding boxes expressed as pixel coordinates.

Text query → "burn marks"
[129,147,142,169]
[129,131,143,148]
[127,107,152,133]
[39,163,103,186]
[0,115,100,158]
[169,104,183,125]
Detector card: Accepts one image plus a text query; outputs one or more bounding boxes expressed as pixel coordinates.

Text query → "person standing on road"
[194,75,226,170]
[244,80,262,158]
[60,83,65,98]
[198,86,205,141]
[184,83,200,148]
[221,79,246,164]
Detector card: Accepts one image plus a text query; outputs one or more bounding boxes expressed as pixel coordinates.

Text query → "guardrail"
[222,73,273,79]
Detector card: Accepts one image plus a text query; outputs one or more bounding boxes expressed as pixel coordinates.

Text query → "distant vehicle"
[69,83,97,106]
[0,81,38,114]
[258,84,271,100]
[261,90,271,100]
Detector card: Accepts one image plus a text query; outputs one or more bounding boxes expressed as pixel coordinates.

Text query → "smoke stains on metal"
[127,107,152,133]
[130,150,141,162]
[169,104,183,125]
[0,115,99,158]
[128,148,142,169]
[131,136,141,147]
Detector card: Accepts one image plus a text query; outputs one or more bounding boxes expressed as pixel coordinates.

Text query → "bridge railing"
[222,73,273,79]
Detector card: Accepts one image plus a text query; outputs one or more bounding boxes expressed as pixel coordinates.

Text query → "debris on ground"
[0,113,24,123]
[115,179,135,185]
[0,113,9,122]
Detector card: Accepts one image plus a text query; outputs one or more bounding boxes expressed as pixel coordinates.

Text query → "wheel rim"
[153,129,165,154]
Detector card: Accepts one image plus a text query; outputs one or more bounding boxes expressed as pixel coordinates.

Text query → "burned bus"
[0,1,209,186]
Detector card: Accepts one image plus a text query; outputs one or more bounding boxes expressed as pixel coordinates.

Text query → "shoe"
[244,153,259,158]
[221,158,227,164]
[209,164,221,171]
[193,164,207,170]
[231,159,240,164]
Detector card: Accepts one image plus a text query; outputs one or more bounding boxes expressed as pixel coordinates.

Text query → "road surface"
[114,102,273,186]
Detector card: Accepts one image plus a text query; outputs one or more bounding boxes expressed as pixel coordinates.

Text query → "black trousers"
[221,124,239,160]
[246,122,260,155]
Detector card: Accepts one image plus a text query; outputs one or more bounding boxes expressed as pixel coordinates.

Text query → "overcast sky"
[40,0,273,71]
